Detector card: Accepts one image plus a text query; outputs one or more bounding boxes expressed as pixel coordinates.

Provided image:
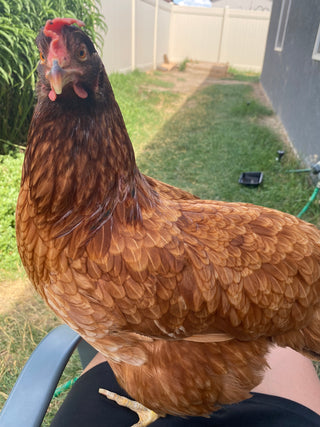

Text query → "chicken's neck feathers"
[23,90,152,239]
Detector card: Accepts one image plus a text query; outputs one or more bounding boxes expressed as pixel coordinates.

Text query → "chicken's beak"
[47,59,66,97]
[45,58,88,101]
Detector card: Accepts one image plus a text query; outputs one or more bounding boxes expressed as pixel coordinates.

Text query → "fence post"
[153,0,159,70]
[217,6,229,63]
[131,0,136,71]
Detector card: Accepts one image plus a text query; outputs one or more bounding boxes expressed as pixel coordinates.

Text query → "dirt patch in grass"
[0,279,35,315]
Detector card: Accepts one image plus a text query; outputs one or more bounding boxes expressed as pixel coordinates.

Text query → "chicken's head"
[36,18,103,102]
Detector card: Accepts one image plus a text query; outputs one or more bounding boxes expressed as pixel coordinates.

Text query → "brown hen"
[16,18,320,425]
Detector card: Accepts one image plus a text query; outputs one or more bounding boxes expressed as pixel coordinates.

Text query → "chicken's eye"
[39,52,46,64]
[78,45,87,61]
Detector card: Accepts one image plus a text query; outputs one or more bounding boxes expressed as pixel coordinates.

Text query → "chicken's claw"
[99,388,160,426]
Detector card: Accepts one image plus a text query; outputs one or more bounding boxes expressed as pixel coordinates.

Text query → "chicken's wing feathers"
[79,198,320,344]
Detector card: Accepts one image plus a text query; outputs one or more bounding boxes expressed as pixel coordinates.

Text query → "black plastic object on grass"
[239,172,263,187]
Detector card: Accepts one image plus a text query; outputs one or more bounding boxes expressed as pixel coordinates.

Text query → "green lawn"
[0,69,319,424]
[137,83,319,223]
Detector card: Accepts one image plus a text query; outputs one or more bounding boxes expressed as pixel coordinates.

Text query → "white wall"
[100,1,270,73]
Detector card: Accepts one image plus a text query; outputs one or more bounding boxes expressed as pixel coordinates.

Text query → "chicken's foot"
[99,388,159,426]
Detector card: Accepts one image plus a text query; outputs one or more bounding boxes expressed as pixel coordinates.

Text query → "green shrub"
[178,58,189,72]
[0,0,107,154]
[0,153,24,279]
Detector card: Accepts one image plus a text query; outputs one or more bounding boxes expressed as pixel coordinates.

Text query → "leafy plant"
[178,57,190,72]
[0,153,24,279]
[0,0,107,154]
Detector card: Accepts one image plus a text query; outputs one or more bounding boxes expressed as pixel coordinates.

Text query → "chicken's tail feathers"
[300,322,320,362]
[273,308,320,361]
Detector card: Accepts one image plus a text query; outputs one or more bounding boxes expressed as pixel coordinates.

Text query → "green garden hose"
[53,376,79,398]
[287,168,312,173]
[297,185,320,218]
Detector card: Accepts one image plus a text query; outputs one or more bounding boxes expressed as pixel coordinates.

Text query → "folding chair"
[0,325,97,427]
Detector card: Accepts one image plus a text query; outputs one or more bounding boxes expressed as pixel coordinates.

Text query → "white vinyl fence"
[101,0,270,74]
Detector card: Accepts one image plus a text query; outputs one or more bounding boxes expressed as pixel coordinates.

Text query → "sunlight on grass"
[227,67,261,83]
[111,71,181,156]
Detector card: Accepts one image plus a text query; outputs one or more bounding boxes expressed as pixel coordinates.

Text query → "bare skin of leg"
[253,346,320,416]
[81,352,107,376]
[81,346,320,422]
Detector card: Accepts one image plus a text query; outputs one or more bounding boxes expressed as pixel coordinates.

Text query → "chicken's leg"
[99,388,160,426]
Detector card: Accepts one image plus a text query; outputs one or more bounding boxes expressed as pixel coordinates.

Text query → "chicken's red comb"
[44,18,85,39]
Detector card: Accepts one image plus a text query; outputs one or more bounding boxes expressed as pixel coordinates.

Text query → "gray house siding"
[261,0,320,164]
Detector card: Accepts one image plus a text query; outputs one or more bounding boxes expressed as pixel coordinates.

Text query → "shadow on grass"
[136,70,319,225]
